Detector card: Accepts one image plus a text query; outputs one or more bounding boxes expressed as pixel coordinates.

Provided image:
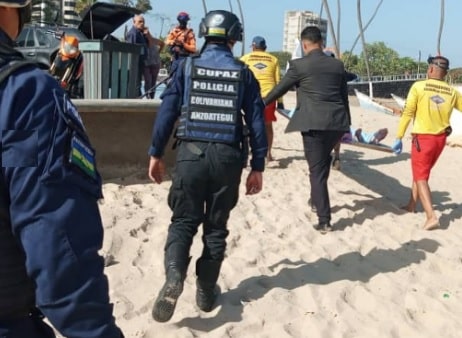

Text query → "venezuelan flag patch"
[69,133,97,180]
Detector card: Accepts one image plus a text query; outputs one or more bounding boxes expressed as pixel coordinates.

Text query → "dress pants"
[302,130,345,224]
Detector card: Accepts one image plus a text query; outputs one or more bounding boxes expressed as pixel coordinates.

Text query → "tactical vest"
[176,57,244,144]
[169,28,193,56]
[0,46,37,318]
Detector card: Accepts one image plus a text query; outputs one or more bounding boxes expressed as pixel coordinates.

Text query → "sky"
[116,0,462,68]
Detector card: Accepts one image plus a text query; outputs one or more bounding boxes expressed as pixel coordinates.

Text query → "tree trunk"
[437,0,445,55]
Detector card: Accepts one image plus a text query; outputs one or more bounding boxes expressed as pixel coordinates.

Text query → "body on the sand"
[148,9,267,322]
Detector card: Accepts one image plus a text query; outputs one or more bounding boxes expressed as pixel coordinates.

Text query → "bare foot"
[267,154,274,162]
[400,205,416,213]
[423,217,440,231]
[332,158,340,170]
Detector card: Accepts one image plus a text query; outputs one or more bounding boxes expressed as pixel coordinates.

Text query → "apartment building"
[31,0,80,26]
[283,10,328,53]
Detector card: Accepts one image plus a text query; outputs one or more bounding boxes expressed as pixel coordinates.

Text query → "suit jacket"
[126,26,148,64]
[265,49,350,133]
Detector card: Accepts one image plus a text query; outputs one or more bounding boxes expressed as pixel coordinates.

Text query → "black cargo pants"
[165,141,243,267]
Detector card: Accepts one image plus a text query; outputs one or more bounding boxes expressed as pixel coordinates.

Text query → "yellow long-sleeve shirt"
[397,78,462,138]
[240,51,282,103]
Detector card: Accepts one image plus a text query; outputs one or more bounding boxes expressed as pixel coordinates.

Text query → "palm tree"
[236,0,245,56]
[74,0,95,18]
[344,0,383,68]
[356,0,373,97]
[436,0,445,55]
[322,0,339,57]
[228,0,233,12]
[336,0,341,56]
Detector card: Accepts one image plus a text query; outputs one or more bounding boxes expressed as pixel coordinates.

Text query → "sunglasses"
[430,62,449,70]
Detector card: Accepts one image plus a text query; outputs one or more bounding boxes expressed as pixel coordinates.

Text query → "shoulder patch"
[68,132,97,181]
[53,90,86,132]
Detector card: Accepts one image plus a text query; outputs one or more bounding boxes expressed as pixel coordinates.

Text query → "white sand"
[96,92,462,338]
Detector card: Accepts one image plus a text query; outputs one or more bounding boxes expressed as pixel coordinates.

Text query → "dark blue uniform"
[149,42,267,300]
[0,29,122,338]
[149,44,268,304]
[149,43,267,165]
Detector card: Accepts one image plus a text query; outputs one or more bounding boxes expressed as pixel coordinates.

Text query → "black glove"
[277,102,285,110]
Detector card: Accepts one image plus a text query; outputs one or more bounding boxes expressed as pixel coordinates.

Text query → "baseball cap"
[252,36,266,49]
[427,55,450,70]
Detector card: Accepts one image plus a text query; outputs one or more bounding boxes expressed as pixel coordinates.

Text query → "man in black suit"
[264,26,350,233]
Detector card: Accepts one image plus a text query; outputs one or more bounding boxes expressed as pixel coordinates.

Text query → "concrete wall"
[348,80,415,98]
[73,99,177,179]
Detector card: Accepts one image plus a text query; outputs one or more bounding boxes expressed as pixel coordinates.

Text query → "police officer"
[148,10,268,322]
[0,0,123,337]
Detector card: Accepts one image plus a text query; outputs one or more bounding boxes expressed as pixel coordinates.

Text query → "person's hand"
[245,170,263,195]
[391,139,403,154]
[277,102,285,110]
[148,156,165,184]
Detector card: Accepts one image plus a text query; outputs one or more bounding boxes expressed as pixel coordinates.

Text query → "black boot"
[152,244,190,322]
[196,258,222,312]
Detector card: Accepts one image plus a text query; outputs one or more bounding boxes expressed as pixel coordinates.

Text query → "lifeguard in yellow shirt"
[392,55,462,230]
[241,36,284,161]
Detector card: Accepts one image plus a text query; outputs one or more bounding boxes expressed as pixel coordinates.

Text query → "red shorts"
[411,133,446,181]
[264,101,277,122]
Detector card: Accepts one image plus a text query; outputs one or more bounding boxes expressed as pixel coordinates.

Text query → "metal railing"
[354,73,427,83]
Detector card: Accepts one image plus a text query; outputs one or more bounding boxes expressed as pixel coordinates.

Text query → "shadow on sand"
[336,149,462,229]
[175,238,439,331]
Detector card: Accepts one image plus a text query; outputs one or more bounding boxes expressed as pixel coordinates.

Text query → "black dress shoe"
[307,198,317,213]
[313,222,333,234]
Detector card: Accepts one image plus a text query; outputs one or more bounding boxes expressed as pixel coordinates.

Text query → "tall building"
[31,0,80,27]
[62,0,80,27]
[283,11,328,54]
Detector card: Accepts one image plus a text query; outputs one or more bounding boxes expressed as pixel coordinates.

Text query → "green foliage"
[157,35,172,68]
[449,68,462,83]
[74,0,95,18]
[134,0,152,12]
[112,0,132,6]
[111,0,152,12]
[341,41,428,77]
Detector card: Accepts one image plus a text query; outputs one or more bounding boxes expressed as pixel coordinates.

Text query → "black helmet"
[199,10,243,42]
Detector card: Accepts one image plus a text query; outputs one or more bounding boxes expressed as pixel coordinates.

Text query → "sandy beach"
[91,91,462,338]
